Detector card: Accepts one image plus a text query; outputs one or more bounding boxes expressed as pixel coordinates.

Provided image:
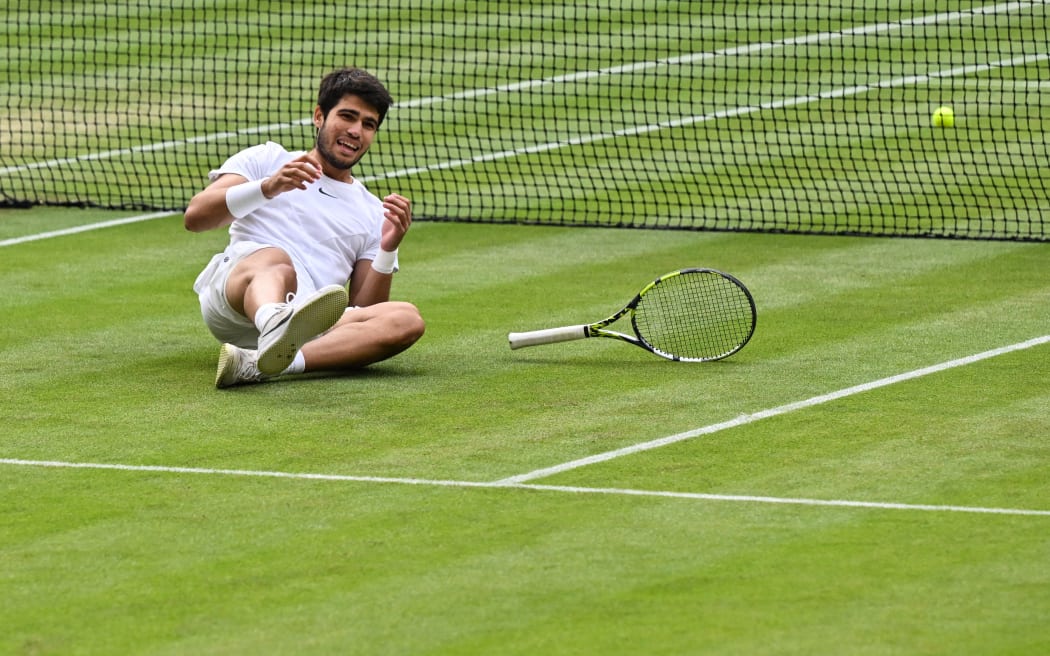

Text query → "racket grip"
[508,325,590,350]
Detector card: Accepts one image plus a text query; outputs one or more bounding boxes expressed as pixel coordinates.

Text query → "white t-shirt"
[211,141,386,292]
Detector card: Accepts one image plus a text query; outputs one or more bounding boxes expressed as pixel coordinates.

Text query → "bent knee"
[228,249,297,289]
[389,302,426,344]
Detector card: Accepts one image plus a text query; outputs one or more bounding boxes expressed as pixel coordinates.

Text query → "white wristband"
[371,248,399,274]
[226,178,270,218]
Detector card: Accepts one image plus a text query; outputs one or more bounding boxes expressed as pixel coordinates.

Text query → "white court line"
[1,1,1042,177]
[366,52,1048,183]
[397,1,1048,107]
[495,335,1050,484]
[2,458,1048,517]
[0,211,178,248]
[952,78,1050,90]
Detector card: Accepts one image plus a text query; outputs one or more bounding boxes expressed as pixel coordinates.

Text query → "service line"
[495,335,1050,484]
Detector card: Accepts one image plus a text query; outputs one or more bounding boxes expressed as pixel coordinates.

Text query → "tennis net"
[2,1,1047,241]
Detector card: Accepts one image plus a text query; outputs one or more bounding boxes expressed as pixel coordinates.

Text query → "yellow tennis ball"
[932,106,955,128]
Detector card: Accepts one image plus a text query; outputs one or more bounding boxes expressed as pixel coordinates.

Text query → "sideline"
[0,211,178,248]
[3,337,1047,518]
[2,457,1048,517]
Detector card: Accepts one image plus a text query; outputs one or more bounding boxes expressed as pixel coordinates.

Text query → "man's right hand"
[263,153,323,197]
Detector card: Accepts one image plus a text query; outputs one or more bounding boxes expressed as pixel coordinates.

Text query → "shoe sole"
[256,285,348,375]
[215,343,238,388]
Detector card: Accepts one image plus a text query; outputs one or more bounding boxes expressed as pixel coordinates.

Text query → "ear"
[313,106,324,128]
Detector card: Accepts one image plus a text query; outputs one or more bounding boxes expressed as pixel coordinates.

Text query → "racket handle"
[508,325,590,350]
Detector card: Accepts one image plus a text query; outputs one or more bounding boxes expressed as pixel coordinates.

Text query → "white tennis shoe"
[256,284,348,375]
[215,343,268,389]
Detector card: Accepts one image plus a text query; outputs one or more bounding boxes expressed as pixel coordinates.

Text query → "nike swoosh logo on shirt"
[318,187,338,199]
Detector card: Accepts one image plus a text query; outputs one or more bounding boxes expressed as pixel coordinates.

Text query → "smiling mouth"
[336,138,359,154]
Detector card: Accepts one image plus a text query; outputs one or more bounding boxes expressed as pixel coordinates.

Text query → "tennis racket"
[508,268,756,362]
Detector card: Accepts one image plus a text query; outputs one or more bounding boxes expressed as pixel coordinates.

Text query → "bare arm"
[349,260,392,307]
[349,193,413,306]
[183,173,246,232]
[183,153,324,233]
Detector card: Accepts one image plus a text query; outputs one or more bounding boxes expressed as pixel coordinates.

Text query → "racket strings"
[632,271,755,361]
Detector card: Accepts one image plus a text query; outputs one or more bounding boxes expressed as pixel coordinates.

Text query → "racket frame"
[508,268,757,362]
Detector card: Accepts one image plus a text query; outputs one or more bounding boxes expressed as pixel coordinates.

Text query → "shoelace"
[238,350,269,382]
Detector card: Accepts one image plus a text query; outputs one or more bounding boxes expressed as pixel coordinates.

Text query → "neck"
[311,148,354,183]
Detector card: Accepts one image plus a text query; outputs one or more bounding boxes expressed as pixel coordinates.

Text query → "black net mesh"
[2,1,1047,240]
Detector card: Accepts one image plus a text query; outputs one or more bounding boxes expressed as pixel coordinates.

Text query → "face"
[313,95,381,175]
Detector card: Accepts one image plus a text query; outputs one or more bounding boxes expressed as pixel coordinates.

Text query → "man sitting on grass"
[184,67,424,388]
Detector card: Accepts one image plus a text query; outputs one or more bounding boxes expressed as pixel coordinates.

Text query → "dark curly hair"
[316,67,394,124]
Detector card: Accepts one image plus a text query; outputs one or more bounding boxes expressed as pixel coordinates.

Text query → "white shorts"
[193,241,325,348]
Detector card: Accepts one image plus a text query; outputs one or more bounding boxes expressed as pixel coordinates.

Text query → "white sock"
[282,351,306,375]
[254,302,283,332]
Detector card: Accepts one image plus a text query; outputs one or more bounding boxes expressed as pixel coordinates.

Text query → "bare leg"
[300,302,425,371]
[224,247,298,321]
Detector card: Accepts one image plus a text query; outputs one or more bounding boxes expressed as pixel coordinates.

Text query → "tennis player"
[185,67,425,388]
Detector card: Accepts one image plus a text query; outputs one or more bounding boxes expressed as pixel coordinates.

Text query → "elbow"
[183,204,201,232]
[183,202,213,232]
